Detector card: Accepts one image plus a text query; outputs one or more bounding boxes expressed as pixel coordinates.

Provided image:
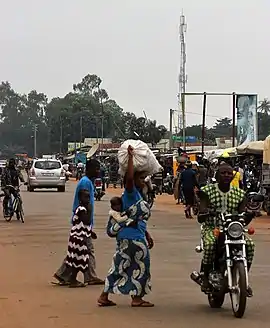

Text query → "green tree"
[258,98,270,115]
[0,74,168,156]
[210,117,232,138]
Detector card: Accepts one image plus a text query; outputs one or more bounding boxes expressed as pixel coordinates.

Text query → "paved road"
[0,182,270,328]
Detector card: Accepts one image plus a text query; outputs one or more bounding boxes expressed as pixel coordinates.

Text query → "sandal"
[86,278,105,285]
[51,281,70,286]
[98,299,117,307]
[69,281,86,288]
[52,274,70,286]
[131,301,154,307]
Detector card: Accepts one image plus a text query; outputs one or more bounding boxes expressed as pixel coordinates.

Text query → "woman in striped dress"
[65,189,92,287]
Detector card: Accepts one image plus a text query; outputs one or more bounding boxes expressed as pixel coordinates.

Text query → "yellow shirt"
[231,171,241,188]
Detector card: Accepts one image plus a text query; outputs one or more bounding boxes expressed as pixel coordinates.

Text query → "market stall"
[236,141,264,155]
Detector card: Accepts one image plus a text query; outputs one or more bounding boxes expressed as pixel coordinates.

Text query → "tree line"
[0,74,167,157]
[1,73,269,157]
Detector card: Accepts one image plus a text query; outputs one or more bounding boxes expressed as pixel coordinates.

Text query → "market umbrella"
[236,141,264,155]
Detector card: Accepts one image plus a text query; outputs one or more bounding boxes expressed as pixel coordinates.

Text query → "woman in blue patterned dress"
[98,145,154,307]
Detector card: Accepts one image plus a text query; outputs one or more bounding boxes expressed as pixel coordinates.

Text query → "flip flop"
[86,279,105,285]
[98,300,117,307]
[131,301,154,307]
[69,281,86,288]
[51,281,70,286]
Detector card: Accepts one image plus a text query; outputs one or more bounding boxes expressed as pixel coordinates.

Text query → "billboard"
[67,142,85,152]
[236,95,258,145]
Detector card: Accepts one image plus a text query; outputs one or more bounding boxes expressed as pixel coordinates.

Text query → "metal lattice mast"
[177,13,187,140]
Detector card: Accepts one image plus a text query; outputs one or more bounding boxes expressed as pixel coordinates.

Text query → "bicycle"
[1,184,24,223]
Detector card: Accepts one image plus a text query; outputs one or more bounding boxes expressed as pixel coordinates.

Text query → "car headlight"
[227,221,244,239]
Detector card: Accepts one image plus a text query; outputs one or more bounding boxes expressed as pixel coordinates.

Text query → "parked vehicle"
[261,163,270,215]
[163,173,174,195]
[27,159,66,192]
[0,160,6,179]
[147,183,157,208]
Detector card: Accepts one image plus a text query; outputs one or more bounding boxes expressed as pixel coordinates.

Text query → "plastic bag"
[118,139,162,176]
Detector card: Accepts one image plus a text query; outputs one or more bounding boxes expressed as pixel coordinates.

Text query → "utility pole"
[95,116,99,144]
[169,108,173,149]
[232,92,236,147]
[59,118,63,154]
[201,93,207,156]
[100,101,104,153]
[33,124,38,158]
[80,115,83,149]
[98,86,104,152]
[177,12,187,149]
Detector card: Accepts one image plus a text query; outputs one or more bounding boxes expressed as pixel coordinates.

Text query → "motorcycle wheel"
[3,207,12,222]
[208,291,225,308]
[230,262,247,318]
[17,200,24,223]
[16,209,24,223]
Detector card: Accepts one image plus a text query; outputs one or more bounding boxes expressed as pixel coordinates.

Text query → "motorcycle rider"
[76,160,85,180]
[198,163,255,296]
[1,158,26,217]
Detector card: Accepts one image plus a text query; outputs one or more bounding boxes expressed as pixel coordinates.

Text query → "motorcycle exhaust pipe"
[190,271,202,286]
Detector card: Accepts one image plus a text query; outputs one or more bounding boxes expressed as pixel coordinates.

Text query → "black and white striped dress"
[65,206,91,272]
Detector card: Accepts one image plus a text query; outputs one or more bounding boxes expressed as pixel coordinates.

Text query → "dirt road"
[0,183,270,328]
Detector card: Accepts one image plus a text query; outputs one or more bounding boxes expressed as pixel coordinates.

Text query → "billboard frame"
[180,92,258,156]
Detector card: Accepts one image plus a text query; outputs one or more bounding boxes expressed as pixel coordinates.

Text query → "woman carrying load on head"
[98,145,154,307]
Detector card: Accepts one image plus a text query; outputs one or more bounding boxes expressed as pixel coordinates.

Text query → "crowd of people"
[47,144,259,308]
[0,149,260,307]
[174,156,262,219]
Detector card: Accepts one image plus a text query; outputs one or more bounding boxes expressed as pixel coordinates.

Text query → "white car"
[0,160,6,186]
[28,159,66,192]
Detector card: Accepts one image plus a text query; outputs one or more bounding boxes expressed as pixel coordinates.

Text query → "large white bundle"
[118,139,162,176]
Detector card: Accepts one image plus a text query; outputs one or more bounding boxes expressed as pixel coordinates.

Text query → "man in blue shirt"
[53,159,104,286]
[180,160,199,218]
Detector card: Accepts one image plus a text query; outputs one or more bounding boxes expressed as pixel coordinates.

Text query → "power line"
[185,111,229,119]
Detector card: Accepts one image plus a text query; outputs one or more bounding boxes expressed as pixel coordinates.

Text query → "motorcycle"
[76,168,83,181]
[262,193,270,215]
[163,173,174,195]
[190,194,263,318]
[94,178,104,201]
[64,170,72,181]
[147,183,157,209]
[245,171,260,193]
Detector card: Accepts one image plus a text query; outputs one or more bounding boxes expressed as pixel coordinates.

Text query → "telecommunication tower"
[177,13,187,137]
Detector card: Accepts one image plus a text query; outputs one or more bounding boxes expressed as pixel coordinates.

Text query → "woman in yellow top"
[230,168,243,189]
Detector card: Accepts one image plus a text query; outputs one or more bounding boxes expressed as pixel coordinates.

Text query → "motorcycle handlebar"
[5,184,23,190]
[198,211,253,225]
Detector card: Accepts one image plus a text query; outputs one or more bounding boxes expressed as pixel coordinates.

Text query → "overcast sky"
[0,0,269,129]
